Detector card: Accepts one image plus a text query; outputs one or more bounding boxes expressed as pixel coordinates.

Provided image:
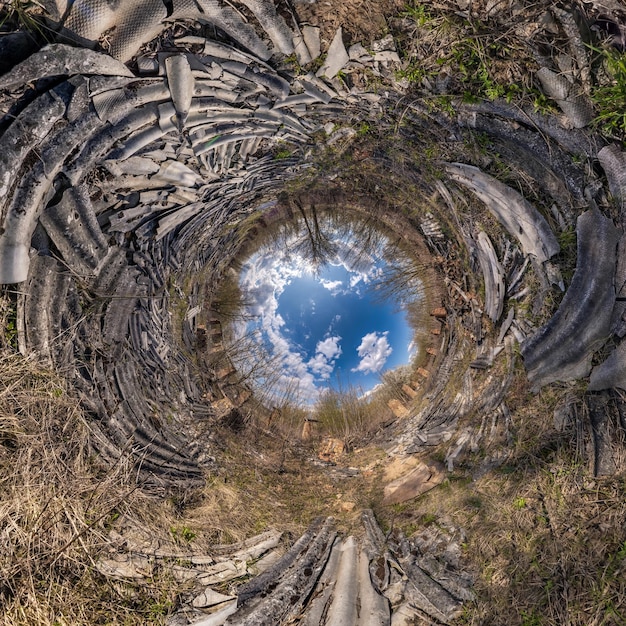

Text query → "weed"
[395,61,428,85]
[0,348,187,625]
[589,44,626,140]
[530,89,558,115]
[170,525,196,543]
[395,6,538,109]
[148,597,174,619]
[520,609,542,625]
[1,293,18,350]
[401,2,432,27]
[465,495,483,509]
[557,227,576,251]
[283,53,302,74]
[4,316,17,348]
[356,121,371,136]
[430,95,454,115]
[1,1,47,36]
[419,512,438,525]
[274,146,293,160]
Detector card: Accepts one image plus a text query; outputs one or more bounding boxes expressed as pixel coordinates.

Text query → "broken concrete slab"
[383,460,445,505]
[316,28,349,79]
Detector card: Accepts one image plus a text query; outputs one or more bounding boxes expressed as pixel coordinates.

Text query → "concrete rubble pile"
[2,0,626,621]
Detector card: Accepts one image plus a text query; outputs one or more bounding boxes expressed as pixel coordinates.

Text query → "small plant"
[514,496,527,509]
[357,121,371,136]
[401,2,432,27]
[274,146,293,160]
[589,44,626,140]
[465,495,482,509]
[1,1,46,34]
[148,597,174,619]
[283,53,302,74]
[395,61,428,85]
[171,525,196,543]
[520,610,543,626]
[4,315,17,348]
[558,227,576,251]
[419,512,438,525]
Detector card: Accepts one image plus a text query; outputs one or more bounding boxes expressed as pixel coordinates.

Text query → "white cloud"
[308,336,342,380]
[319,278,343,295]
[352,331,393,374]
[231,222,403,402]
[316,336,342,360]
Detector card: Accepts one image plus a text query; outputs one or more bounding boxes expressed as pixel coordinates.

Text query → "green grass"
[1,1,56,41]
[401,1,433,27]
[397,5,531,106]
[589,45,626,141]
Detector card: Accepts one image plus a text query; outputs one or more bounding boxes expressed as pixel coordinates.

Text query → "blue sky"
[234,223,419,403]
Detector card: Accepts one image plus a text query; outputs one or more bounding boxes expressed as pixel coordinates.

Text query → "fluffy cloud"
[316,336,342,360]
[319,278,343,295]
[308,336,342,380]
[352,331,393,374]
[232,224,399,402]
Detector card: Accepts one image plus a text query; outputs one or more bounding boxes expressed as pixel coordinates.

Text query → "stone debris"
[475,231,505,323]
[589,341,626,392]
[2,0,626,621]
[536,67,594,128]
[318,437,346,463]
[155,512,472,625]
[388,399,410,419]
[316,28,349,79]
[420,212,445,240]
[446,163,560,265]
[522,209,619,390]
[302,25,322,60]
[383,461,445,505]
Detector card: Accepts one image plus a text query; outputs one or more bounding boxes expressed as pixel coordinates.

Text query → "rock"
[589,341,626,391]
[536,67,594,129]
[348,43,372,62]
[402,384,418,399]
[96,555,152,579]
[316,28,349,79]
[370,34,396,52]
[247,548,284,575]
[192,588,235,609]
[190,600,238,625]
[388,399,409,419]
[373,51,401,64]
[302,25,321,60]
[197,560,247,585]
[319,437,345,463]
[522,208,619,389]
[383,461,445,505]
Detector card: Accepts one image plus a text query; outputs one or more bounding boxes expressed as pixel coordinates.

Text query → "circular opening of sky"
[228,210,426,406]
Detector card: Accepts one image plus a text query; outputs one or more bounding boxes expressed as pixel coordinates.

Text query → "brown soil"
[293,0,406,46]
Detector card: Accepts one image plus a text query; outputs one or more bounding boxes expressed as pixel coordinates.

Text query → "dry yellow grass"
[0,341,384,623]
[0,350,190,625]
[374,375,626,626]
